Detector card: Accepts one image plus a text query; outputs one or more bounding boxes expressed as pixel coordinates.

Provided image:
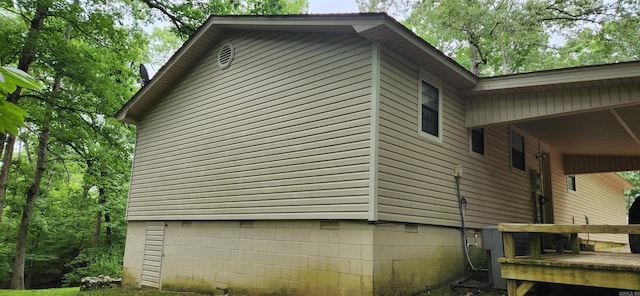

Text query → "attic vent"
[217,42,234,69]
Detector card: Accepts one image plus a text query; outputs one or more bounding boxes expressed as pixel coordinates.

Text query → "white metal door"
[140,221,165,289]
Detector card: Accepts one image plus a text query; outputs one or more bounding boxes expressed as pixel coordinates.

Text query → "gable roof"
[115,13,478,123]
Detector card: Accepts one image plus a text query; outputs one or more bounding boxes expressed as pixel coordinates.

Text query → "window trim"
[469,128,485,156]
[510,129,526,171]
[417,69,443,144]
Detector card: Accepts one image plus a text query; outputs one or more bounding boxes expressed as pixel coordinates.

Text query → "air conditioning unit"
[482,226,530,290]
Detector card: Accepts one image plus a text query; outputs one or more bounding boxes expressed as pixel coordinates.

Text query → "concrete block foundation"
[123,220,465,295]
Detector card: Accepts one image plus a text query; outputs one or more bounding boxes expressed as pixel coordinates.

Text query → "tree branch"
[20,93,107,116]
[140,0,192,35]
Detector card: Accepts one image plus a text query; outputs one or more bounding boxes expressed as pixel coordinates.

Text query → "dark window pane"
[567,176,576,191]
[511,149,525,170]
[421,81,439,137]
[471,128,484,155]
[510,131,525,170]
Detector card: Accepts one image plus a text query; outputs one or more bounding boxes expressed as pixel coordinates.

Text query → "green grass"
[0,287,79,296]
[0,288,209,296]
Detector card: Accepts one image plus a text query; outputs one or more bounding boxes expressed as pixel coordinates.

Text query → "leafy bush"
[62,247,123,287]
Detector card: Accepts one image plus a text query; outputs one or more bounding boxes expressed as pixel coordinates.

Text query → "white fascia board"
[473,62,640,93]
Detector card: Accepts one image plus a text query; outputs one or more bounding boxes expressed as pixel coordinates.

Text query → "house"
[116,13,640,295]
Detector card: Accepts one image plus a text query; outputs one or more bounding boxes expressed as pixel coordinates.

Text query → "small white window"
[417,70,443,143]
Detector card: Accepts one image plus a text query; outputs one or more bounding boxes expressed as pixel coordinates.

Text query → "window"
[470,128,485,155]
[418,71,442,142]
[510,130,525,171]
[567,175,576,191]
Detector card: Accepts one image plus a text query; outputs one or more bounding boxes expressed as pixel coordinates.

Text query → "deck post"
[503,232,515,259]
[529,233,541,259]
[570,233,580,254]
[506,279,517,296]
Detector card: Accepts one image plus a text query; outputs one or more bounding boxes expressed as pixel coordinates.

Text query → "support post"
[570,233,580,254]
[503,232,515,259]
[507,280,517,296]
[529,233,541,259]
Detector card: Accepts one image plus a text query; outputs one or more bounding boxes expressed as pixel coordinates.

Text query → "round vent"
[217,42,234,69]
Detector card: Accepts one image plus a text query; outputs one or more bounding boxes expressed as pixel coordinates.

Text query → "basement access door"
[140,221,166,289]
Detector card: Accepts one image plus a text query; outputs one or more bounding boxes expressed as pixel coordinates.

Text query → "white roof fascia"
[472,62,640,93]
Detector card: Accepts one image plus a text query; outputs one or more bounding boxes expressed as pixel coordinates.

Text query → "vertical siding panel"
[127,32,373,221]
[582,87,591,108]
[499,95,508,122]
[468,81,639,128]
[609,85,619,105]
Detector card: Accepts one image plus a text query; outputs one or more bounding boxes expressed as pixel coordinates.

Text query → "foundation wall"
[372,224,464,294]
[122,221,145,287]
[122,220,465,295]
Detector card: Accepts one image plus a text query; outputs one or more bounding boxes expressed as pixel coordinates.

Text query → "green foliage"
[132,0,308,38]
[62,247,124,287]
[619,171,639,215]
[0,67,39,95]
[0,0,309,289]
[361,0,640,76]
[0,66,38,135]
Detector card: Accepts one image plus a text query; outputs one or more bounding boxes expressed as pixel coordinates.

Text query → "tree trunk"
[500,42,509,75]
[470,45,481,76]
[92,186,110,247]
[105,211,112,246]
[10,114,50,289]
[26,237,39,289]
[102,186,111,246]
[92,201,102,247]
[0,134,16,223]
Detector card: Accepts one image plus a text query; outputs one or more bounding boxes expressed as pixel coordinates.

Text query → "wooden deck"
[498,224,640,296]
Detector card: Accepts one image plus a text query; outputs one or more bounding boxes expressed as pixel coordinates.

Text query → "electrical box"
[453,165,463,177]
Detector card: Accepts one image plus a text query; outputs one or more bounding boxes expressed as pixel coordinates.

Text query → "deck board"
[499,252,640,291]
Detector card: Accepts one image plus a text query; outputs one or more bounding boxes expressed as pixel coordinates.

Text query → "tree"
[1,0,308,289]
[133,0,308,38]
[620,171,640,216]
[359,0,639,76]
[1,0,144,288]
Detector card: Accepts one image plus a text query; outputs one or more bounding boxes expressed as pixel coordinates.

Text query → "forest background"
[0,0,638,290]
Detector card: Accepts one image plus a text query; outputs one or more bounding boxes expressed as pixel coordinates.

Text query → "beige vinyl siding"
[127,31,373,221]
[466,83,640,127]
[377,48,538,228]
[550,150,628,243]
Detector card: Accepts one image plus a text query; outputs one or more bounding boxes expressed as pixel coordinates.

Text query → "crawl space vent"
[217,42,234,69]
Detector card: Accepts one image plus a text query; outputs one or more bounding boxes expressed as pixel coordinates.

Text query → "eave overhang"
[115,13,478,124]
[467,61,640,96]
